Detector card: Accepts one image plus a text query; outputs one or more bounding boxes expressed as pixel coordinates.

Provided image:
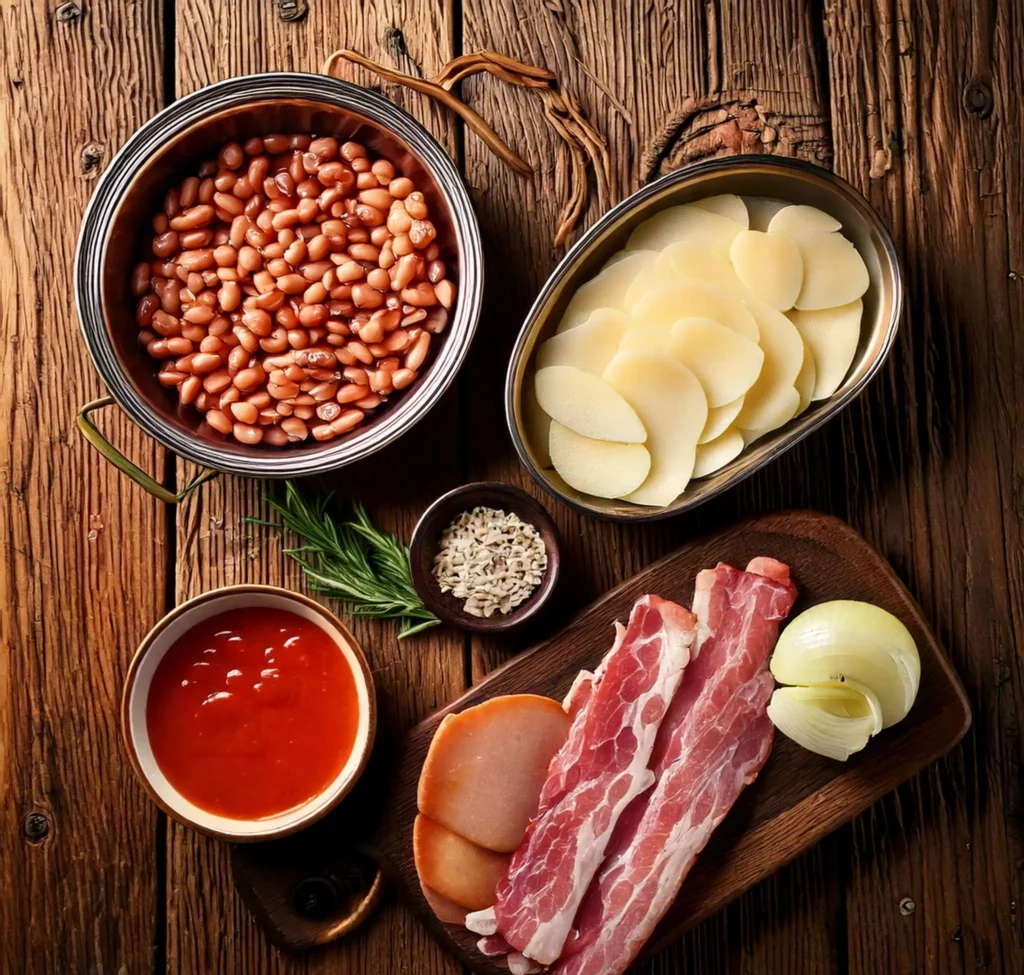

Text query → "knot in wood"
[24,811,49,842]
[55,1,83,22]
[899,896,915,915]
[275,0,308,23]
[963,79,993,119]
[293,877,338,919]
[81,141,105,177]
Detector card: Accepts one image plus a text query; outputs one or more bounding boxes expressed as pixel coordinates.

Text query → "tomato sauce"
[147,606,360,820]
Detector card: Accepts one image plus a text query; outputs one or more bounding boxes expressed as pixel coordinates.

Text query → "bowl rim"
[75,71,483,477]
[505,154,904,522]
[120,583,377,842]
[408,481,561,632]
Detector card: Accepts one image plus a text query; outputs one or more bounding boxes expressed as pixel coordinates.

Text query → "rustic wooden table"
[2,1,1021,973]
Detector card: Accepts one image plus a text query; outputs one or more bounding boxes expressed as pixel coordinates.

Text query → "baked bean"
[348,243,380,263]
[183,305,215,325]
[330,409,364,435]
[371,159,395,183]
[233,365,266,391]
[434,279,456,309]
[233,422,264,444]
[401,282,437,307]
[132,263,152,296]
[135,133,452,445]
[388,177,414,200]
[230,401,259,425]
[353,392,382,410]
[203,369,232,394]
[424,307,449,334]
[275,304,298,329]
[214,170,237,193]
[170,204,215,231]
[387,202,412,236]
[405,333,431,371]
[409,219,437,248]
[391,367,417,390]
[219,142,244,170]
[152,231,179,258]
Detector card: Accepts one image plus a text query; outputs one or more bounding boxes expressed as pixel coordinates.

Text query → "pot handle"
[77,395,218,504]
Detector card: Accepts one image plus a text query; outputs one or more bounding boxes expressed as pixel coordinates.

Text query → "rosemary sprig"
[247,481,440,639]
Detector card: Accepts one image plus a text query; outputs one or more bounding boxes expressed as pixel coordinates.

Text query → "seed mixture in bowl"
[132,133,456,446]
[432,507,548,618]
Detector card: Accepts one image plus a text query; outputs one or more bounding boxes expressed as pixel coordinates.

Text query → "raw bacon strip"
[554,560,797,975]
[493,595,697,965]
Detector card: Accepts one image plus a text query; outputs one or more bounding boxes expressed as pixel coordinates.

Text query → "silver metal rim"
[505,155,904,522]
[75,72,483,477]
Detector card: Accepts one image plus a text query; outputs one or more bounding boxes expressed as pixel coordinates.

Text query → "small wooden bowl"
[409,483,561,633]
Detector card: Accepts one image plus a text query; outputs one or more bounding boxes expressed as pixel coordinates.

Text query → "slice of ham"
[492,595,697,965]
[552,559,797,975]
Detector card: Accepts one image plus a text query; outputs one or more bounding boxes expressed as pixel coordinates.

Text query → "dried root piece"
[323,47,610,247]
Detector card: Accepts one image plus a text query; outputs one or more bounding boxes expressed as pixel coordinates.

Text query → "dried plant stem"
[323,47,611,247]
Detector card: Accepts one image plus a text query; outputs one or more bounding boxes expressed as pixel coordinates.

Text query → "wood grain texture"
[169,3,464,974]
[0,1,166,973]
[372,511,969,973]
[824,1,1024,972]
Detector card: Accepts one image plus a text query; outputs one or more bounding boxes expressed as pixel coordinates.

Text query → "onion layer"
[768,600,920,761]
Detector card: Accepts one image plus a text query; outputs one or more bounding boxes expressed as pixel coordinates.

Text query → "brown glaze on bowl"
[409,483,561,633]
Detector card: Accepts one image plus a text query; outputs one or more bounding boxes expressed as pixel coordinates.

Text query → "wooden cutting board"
[232,510,970,967]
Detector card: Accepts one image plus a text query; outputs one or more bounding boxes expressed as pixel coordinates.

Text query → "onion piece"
[767,685,877,761]
[770,600,920,728]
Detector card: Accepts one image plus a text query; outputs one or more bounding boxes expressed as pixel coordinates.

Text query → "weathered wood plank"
[825,0,1024,971]
[0,2,166,973]
[169,3,464,974]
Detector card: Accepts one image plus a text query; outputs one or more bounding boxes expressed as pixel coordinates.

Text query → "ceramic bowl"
[121,585,376,841]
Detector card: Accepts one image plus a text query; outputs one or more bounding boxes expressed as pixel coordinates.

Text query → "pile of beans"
[131,134,456,446]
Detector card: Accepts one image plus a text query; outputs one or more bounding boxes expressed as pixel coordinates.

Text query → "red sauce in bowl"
[146,606,361,821]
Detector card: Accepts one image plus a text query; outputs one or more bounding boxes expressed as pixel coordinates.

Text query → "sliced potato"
[767,204,842,236]
[521,378,552,467]
[667,316,764,407]
[730,230,803,311]
[700,396,744,444]
[631,280,759,341]
[548,422,651,499]
[619,322,672,353]
[789,299,863,400]
[625,204,744,257]
[738,385,800,441]
[626,242,750,308]
[793,341,817,414]
[793,232,870,310]
[693,429,744,478]
[604,350,707,506]
[655,241,747,292]
[556,250,657,332]
[746,198,789,232]
[535,365,646,443]
[535,308,628,375]
[692,194,749,228]
[601,248,633,270]
[733,300,804,432]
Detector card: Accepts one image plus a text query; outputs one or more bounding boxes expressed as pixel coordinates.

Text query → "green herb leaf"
[247,481,440,639]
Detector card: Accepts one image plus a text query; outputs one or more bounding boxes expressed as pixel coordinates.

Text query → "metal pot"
[76,73,482,503]
[506,155,903,521]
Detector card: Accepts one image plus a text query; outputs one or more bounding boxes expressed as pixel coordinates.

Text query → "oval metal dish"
[505,156,903,522]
